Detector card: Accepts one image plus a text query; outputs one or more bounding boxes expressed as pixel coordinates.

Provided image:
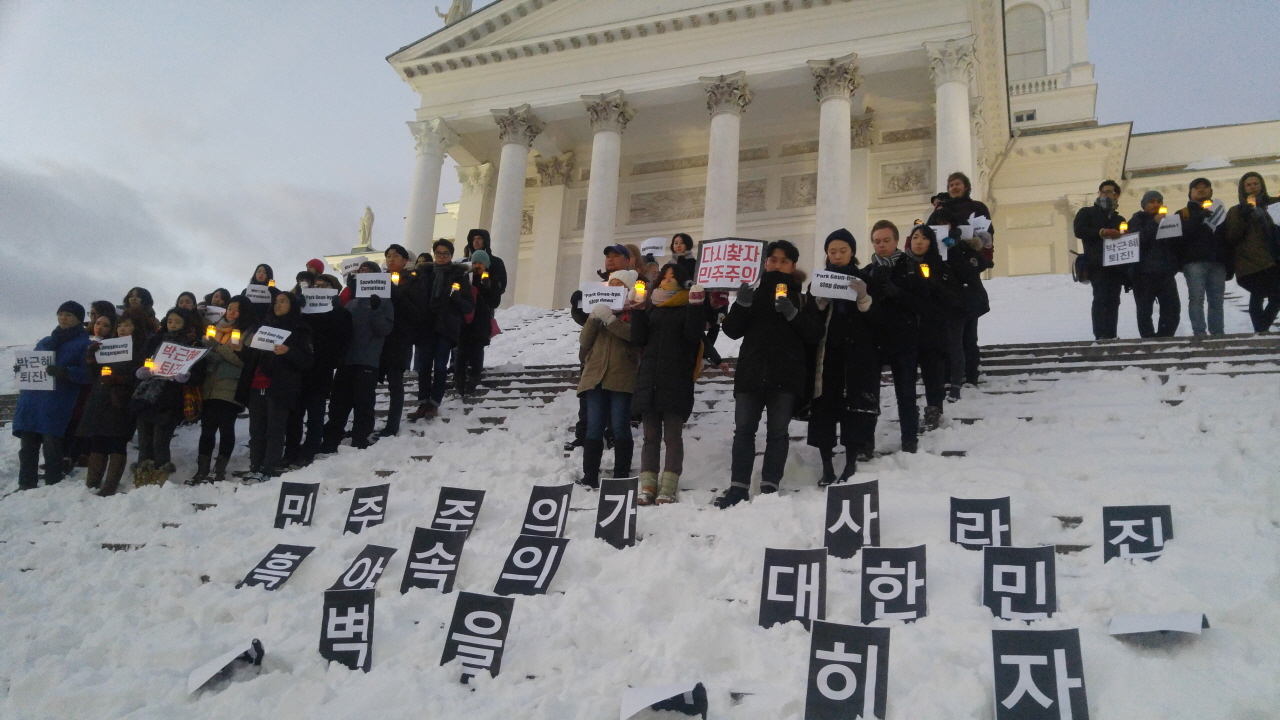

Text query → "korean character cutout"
[950,497,1013,550]
[273,482,319,528]
[237,544,314,590]
[493,534,569,596]
[343,484,389,535]
[1102,505,1173,562]
[759,548,827,629]
[804,622,890,720]
[320,588,375,672]
[984,546,1057,621]
[992,628,1089,720]
[400,527,467,595]
[824,480,880,559]
[431,487,486,537]
[859,545,927,624]
[595,477,638,549]
[520,483,573,537]
[440,592,515,683]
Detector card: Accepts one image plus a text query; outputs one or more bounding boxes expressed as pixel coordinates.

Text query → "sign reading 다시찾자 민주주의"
[249,327,291,352]
[15,351,55,390]
[301,288,338,314]
[354,273,391,298]
[810,270,861,301]
[95,336,133,364]
[1103,233,1139,266]
[695,238,765,289]
[579,283,627,312]
[151,342,208,378]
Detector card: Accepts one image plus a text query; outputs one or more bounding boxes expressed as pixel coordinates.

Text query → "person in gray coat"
[320,261,394,452]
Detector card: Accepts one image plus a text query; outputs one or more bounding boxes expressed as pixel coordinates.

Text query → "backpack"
[1071,251,1090,284]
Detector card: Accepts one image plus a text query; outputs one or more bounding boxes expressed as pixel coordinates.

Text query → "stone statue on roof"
[435,0,472,26]
[357,206,374,249]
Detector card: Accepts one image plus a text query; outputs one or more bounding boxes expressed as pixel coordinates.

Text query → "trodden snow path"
[1,276,1278,719]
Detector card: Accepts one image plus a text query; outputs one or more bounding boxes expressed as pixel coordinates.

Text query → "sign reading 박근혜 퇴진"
[984,545,1057,621]
[432,487,485,537]
[440,592,514,683]
[824,480,879,559]
[805,621,889,720]
[354,273,392,298]
[759,547,827,630]
[274,482,319,528]
[810,270,861,301]
[992,628,1089,720]
[237,544,313,590]
[493,534,569,596]
[695,238,765,289]
[950,496,1012,549]
[595,477,638,549]
[860,545,927,624]
[343,484,389,535]
[401,526,467,595]
[579,282,627,311]
[329,545,397,592]
[1103,232,1140,266]
[14,352,55,391]
[95,336,133,364]
[151,342,208,378]
[320,588,374,672]
[1103,505,1172,561]
[520,484,573,537]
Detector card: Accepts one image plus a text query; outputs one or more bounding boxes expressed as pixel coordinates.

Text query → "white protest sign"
[340,256,369,276]
[695,238,765,289]
[619,681,703,720]
[95,336,133,364]
[354,273,392,298]
[1104,232,1140,266]
[1204,199,1227,230]
[151,342,208,378]
[968,213,992,234]
[579,283,627,311]
[249,327,292,352]
[1268,203,1280,225]
[810,270,860,301]
[1155,212,1183,240]
[203,305,226,324]
[15,351,55,391]
[1109,613,1208,636]
[640,236,667,258]
[926,225,951,260]
[244,285,272,304]
[301,288,338,314]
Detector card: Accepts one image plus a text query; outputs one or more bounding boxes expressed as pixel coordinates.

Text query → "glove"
[203,336,218,348]
[735,282,754,307]
[173,372,191,383]
[590,303,615,324]
[136,366,152,380]
[849,276,868,300]
[882,278,901,297]
[688,284,705,305]
[976,230,994,249]
[775,296,799,321]
[369,294,381,310]
[46,365,68,380]
[570,290,583,308]
[942,235,955,248]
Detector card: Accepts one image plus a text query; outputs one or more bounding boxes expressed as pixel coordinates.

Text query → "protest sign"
[695,238,765,289]
[202,305,226,324]
[595,477,638,549]
[274,482,319,528]
[301,288,338,314]
[340,256,368,276]
[236,544,313,590]
[992,629,1088,720]
[760,547,827,629]
[440,592,514,682]
[320,589,374,672]
[824,480,879,559]
[354,273,391,298]
[804,622,889,720]
[1103,505,1172,562]
[244,285,272,304]
[343,484,389,535]
[579,282,627,312]
[95,337,133,364]
[249,327,291,352]
[1155,212,1183,239]
[810,270,861,301]
[401,527,467,595]
[152,342,207,378]
[1103,233,1140,266]
[641,236,668,258]
[14,352,55,391]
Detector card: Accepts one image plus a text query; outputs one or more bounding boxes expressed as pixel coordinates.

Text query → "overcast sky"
[2,0,1277,346]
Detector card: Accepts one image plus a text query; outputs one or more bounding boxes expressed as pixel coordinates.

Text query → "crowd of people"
[11,232,505,494]
[24,169,1270,506]
[1073,172,1280,339]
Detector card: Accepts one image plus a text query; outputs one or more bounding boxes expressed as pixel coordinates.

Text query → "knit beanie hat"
[58,300,86,323]
[609,269,638,288]
[470,250,491,268]
[824,228,857,255]
[1140,190,1164,206]
[306,258,325,274]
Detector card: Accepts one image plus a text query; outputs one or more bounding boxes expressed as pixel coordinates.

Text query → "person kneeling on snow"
[577,269,642,489]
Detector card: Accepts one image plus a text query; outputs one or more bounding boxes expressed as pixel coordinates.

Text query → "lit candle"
[775,283,787,300]
[101,365,112,377]
[205,325,217,339]
[451,282,461,292]
[634,280,646,301]
[391,272,400,285]
[268,279,275,288]
[1119,221,1129,233]
[1158,206,1168,215]
[920,263,931,279]
[1201,200,1213,209]
[230,329,242,345]
[144,358,156,371]
[1248,197,1257,207]
[481,270,489,280]
[913,219,923,225]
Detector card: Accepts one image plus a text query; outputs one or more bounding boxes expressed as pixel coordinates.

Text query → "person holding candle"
[1222,172,1280,332]
[284,275,351,468]
[235,292,314,481]
[630,262,705,504]
[577,268,642,489]
[132,307,204,487]
[455,250,499,397]
[1175,178,1228,336]
[78,309,148,495]
[802,229,877,485]
[903,224,963,431]
[12,301,92,490]
[407,239,474,420]
[377,243,424,436]
[864,221,926,455]
[320,262,394,453]
[1073,180,1128,340]
[1127,190,1181,338]
[189,296,252,484]
[462,228,507,301]
[714,240,823,508]
[240,264,275,323]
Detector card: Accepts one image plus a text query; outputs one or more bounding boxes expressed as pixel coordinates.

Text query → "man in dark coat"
[1128,190,1181,338]
[715,240,824,508]
[378,243,425,436]
[944,230,992,388]
[864,220,926,454]
[455,250,501,395]
[926,172,995,263]
[285,274,352,467]
[1073,179,1128,340]
[462,228,507,302]
[320,262,394,453]
[407,239,474,419]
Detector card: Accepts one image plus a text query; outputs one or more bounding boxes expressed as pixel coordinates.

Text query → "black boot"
[838,455,856,483]
[85,453,107,490]
[579,439,604,489]
[612,438,634,479]
[817,448,837,487]
[212,456,230,483]
[187,454,211,485]
[714,485,750,509]
[98,454,126,497]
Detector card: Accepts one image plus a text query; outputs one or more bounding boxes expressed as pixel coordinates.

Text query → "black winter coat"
[420,262,476,344]
[304,304,353,373]
[864,256,924,354]
[927,195,995,261]
[461,270,501,346]
[236,317,315,406]
[1129,210,1180,276]
[1176,201,1227,266]
[946,241,992,317]
[1073,203,1126,269]
[463,229,508,302]
[134,331,205,425]
[382,270,425,372]
[803,264,880,415]
[909,248,965,351]
[721,270,824,396]
[77,339,144,439]
[630,299,705,420]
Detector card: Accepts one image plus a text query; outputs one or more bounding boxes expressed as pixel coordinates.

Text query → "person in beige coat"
[577,269,641,488]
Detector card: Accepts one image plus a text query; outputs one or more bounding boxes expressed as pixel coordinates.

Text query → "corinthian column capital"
[536,152,575,187]
[807,53,861,103]
[582,90,636,134]
[456,163,494,196]
[407,118,459,156]
[491,104,544,147]
[924,35,977,86]
[699,71,753,117]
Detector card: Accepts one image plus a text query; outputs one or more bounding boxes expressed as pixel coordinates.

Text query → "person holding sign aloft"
[926,172,994,262]
[1073,180,1128,340]
[78,310,149,495]
[715,240,824,508]
[188,297,253,484]
[235,292,314,482]
[320,262,394,453]
[1127,190,1182,338]
[630,262,705,504]
[131,307,205,487]
[12,301,91,490]
[802,229,878,486]
[577,269,642,489]
[1222,172,1280,332]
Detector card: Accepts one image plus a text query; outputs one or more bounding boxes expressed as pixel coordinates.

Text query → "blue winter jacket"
[12,326,92,437]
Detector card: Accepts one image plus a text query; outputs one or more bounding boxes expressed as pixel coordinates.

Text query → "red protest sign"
[695,238,765,289]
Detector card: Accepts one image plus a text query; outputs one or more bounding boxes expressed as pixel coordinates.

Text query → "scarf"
[652,289,688,306]
[871,249,908,268]
[48,324,85,351]
[671,250,695,261]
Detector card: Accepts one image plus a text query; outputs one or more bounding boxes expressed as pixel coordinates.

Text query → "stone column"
[700,71,753,240]
[454,163,493,242]
[403,118,459,252]
[850,110,874,266]
[578,90,635,284]
[490,104,544,307]
[807,53,860,270]
[530,152,574,308]
[924,36,977,193]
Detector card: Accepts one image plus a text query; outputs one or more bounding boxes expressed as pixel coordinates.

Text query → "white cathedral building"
[382,0,1280,309]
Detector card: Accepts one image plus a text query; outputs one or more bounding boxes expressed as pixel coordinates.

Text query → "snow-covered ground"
[1,275,1277,719]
